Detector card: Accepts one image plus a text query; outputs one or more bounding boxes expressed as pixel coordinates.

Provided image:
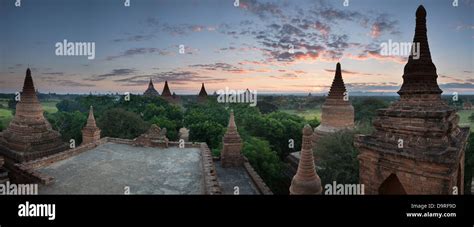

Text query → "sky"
[0,0,473,95]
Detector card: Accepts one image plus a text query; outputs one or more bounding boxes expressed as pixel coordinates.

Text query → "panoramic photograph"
[0,0,472,225]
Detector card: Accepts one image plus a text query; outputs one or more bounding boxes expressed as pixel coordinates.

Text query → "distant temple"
[289,124,322,195]
[354,5,470,194]
[0,68,67,163]
[81,106,101,145]
[143,78,159,97]
[161,81,179,103]
[221,111,244,167]
[197,83,208,103]
[287,62,354,172]
[313,62,354,144]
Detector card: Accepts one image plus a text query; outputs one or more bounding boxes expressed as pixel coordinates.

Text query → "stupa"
[0,69,68,162]
[221,111,244,168]
[197,83,208,103]
[313,62,354,144]
[354,5,469,194]
[289,124,322,195]
[143,78,159,97]
[81,106,101,145]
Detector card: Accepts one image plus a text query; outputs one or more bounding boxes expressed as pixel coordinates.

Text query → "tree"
[98,108,149,139]
[469,113,474,123]
[150,116,179,141]
[243,137,286,194]
[314,130,360,185]
[46,111,87,144]
[353,98,389,123]
[188,121,224,149]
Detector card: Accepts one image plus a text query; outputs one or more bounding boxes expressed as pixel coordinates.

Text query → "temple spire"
[290,124,322,195]
[327,62,347,100]
[85,106,97,128]
[199,83,207,97]
[82,105,101,145]
[22,68,37,99]
[221,110,243,168]
[162,81,172,97]
[148,77,154,89]
[398,5,442,97]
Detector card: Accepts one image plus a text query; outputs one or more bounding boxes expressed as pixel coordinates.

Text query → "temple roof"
[223,111,241,143]
[198,83,207,97]
[327,62,347,100]
[161,81,172,97]
[398,5,442,97]
[144,78,159,96]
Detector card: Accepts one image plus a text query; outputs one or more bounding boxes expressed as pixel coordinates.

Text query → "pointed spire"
[327,62,347,100]
[148,77,154,89]
[198,83,208,97]
[228,110,237,129]
[144,77,159,96]
[162,80,172,97]
[398,5,442,97]
[221,110,243,168]
[22,68,37,97]
[82,105,101,145]
[85,106,97,128]
[290,124,322,195]
[223,110,241,144]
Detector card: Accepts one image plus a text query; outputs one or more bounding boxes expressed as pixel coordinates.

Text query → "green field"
[281,108,322,120]
[458,110,474,132]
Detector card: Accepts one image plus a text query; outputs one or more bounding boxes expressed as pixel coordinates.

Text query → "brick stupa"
[81,106,101,145]
[161,81,179,103]
[354,5,470,194]
[221,111,244,168]
[197,83,208,103]
[143,78,159,97]
[313,62,354,144]
[0,69,67,162]
[290,124,322,195]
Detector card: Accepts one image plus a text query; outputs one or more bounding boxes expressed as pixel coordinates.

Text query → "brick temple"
[289,124,322,195]
[81,106,101,145]
[143,78,159,97]
[313,62,354,144]
[0,69,67,163]
[161,80,179,104]
[197,83,208,103]
[354,5,470,195]
[221,111,244,168]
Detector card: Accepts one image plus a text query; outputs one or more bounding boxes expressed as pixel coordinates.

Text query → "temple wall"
[358,148,461,195]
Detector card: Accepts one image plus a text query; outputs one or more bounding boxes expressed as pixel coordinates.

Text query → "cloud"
[189,62,249,74]
[40,76,95,87]
[239,0,283,19]
[106,48,172,61]
[112,34,154,43]
[86,68,137,81]
[115,71,228,86]
[370,14,400,38]
[324,68,384,77]
[270,73,298,79]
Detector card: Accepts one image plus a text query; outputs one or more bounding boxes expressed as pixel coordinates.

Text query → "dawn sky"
[0,0,473,94]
